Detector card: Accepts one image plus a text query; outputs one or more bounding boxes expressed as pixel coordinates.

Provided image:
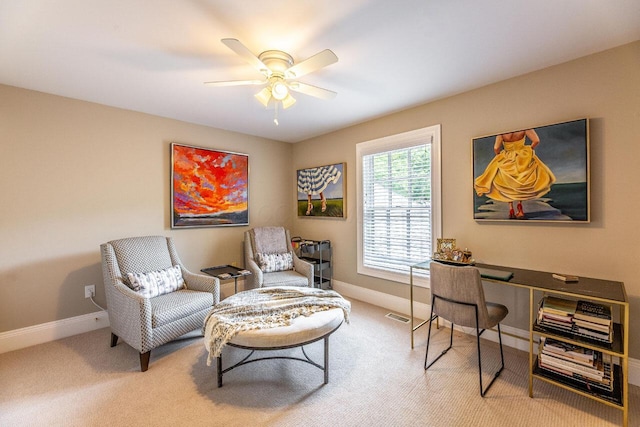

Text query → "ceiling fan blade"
[221,38,269,74]
[285,49,338,79]
[204,79,265,87]
[288,81,337,100]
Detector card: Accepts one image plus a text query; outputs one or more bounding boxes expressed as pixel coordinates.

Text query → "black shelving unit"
[293,239,332,289]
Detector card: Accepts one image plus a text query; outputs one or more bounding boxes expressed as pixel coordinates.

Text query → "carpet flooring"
[1,298,637,426]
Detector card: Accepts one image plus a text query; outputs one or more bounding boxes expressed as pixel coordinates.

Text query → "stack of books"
[537,296,613,343]
[538,337,613,392]
[537,296,577,332]
[573,300,613,343]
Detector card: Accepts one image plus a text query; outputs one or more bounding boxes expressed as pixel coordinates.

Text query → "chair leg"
[110,333,118,347]
[475,317,485,395]
[476,319,505,397]
[424,298,435,369]
[498,323,505,368]
[425,297,454,370]
[140,351,151,372]
[217,356,223,388]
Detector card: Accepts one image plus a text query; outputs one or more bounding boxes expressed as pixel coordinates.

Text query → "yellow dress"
[474,137,556,202]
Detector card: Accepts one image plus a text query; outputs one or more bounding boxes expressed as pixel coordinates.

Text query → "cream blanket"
[204,287,351,365]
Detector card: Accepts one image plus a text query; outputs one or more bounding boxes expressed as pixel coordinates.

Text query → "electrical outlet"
[84,285,95,299]
[231,261,238,267]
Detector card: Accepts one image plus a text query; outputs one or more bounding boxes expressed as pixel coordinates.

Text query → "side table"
[201,264,251,294]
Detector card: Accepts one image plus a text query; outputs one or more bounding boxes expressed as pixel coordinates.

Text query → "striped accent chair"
[101,236,220,371]
[244,227,313,289]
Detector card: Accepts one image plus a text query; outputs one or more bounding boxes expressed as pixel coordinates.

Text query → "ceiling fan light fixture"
[281,93,296,109]
[271,81,289,100]
[254,87,271,107]
[216,39,337,124]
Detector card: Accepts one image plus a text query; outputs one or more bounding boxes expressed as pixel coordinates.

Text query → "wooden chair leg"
[110,333,119,347]
[140,351,151,372]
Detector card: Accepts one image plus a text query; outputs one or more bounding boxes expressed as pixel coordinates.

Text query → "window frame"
[356,125,441,287]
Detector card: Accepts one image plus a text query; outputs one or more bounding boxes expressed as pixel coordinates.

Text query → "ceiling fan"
[205,38,338,124]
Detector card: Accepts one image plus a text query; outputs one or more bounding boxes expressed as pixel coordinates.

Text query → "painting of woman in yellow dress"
[473,119,589,222]
[474,129,555,219]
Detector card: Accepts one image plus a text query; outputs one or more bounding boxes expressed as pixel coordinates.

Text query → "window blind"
[362,143,432,274]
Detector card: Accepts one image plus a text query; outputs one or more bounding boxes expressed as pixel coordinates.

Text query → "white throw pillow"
[255,252,294,273]
[127,265,185,298]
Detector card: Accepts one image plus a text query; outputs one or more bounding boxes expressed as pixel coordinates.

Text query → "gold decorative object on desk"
[433,238,473,265]
[436,238,456,253]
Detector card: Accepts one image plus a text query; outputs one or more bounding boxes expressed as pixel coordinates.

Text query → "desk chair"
[424,261,508,396]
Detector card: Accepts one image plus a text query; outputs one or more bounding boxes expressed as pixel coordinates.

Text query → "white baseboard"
[3,282,640,387]
[332,279,640,387]
[0,311,109,354]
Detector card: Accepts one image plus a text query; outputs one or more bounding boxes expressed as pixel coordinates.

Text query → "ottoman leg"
[324,336,329,384]
[217,356,223,388]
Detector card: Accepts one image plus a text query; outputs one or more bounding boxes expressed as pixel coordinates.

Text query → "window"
[356,125,441,285]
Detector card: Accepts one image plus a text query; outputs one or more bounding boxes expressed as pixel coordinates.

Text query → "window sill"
[357,265,430,288]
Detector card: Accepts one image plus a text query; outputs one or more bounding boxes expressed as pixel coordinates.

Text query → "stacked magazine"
[537,296,576,332]
[573,300,613,342]
[538,337,613,392]
[537,296,613,343]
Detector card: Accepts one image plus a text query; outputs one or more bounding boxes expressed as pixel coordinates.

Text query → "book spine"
[573,314,611,326]
[573,327,613,343]
[541,349,594,367]
[538,362,613,392]
[575,300,611,319]
[573,319,611,333]
[539,355,604,379]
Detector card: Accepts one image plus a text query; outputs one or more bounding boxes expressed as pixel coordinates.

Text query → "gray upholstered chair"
[244,227,313,289]
[101,235,220,371]
[424,261,508,396]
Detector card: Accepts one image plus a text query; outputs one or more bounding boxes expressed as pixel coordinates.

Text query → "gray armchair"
[101,235,220,371]
[244,227,313,289]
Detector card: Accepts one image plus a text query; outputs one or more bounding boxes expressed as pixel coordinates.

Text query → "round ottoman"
[218,308,344,387]
[206,288,349,388]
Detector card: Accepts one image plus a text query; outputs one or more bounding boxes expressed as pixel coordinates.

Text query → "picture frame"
[451,249,465,262]
[171,143,249,228]
[473,118,589,222]
[436,238,456,253]
[297,162,346,218]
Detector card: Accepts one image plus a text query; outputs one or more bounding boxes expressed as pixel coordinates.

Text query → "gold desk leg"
[410,266,415,349]
[623,302,629,427]
[528,287,534,398]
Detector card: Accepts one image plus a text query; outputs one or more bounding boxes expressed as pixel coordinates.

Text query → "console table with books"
[409,260,629,426]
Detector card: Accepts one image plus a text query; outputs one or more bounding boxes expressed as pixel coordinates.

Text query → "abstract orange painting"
[171,143,249,228]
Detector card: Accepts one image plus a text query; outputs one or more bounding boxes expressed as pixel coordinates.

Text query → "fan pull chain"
[273,101,279,125]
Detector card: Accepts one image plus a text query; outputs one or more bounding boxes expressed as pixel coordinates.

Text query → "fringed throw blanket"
[204,287,351,365]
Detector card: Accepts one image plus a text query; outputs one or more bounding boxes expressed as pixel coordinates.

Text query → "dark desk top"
[412,260,627,303]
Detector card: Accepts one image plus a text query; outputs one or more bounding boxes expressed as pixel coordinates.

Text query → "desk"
[409,260,629,426]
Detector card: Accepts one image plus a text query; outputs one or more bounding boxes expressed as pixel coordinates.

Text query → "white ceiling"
[1,1,639,143]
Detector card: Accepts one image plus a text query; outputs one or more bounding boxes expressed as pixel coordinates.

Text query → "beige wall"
[2,41,639,357]
[292,41,640,357]
[0,85,293,331]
